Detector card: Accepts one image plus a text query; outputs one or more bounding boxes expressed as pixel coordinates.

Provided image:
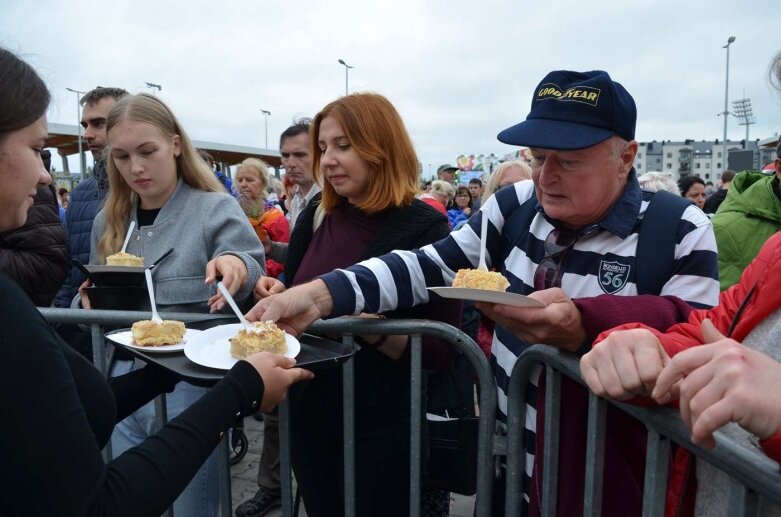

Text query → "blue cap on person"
[497,70,636,150]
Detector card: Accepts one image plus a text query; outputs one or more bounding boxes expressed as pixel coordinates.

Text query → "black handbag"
[424,352,480,495]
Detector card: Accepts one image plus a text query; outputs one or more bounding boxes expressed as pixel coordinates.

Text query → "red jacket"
[594,230,781,516]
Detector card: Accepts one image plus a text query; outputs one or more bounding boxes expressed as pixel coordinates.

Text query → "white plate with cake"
[184,322,301,370]
[106,325,203,353]
[427,268,545,308]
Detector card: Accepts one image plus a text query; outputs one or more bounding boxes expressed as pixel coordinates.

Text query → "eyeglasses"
[456,193,470,198]
[533,229,580,289]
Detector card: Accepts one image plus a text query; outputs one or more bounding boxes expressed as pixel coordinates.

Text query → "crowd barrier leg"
[343,334,356,517]
[218,436,232,517]
[728,479,759,517]
[279,397,293,516]
[409,335,423,517]
[583,393,606,517]
[541,366,561,517]
[641,429,670,517]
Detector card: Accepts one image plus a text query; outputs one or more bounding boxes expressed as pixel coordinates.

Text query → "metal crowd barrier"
[503,345,781,517]
[39,308,497,517]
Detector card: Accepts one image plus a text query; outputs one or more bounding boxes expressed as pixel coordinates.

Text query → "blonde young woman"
[235,158,290,278]
[83,93,266,516]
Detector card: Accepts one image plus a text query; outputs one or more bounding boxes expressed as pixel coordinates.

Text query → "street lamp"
[145,82,162,95]
[721,36,736,169]
[337,59,354,95]
[260,109,271,149]
[65,87,86,176]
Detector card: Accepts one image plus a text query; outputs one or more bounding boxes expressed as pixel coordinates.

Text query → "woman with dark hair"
[447,185,473,229]
[678,175,707,209]
[252,92,460,517]
[0,47,311,516]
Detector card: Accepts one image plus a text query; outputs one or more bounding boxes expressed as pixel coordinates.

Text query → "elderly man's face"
[438,169,455,183]
[530,138,637,229]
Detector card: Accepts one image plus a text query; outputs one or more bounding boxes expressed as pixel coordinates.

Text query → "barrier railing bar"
[311,317,497,517]
[728,478,758,517]
[279,398,293,517]
[342,334,356,517]
[409,334,423,517]
[506,346,781,510]
[641,429,670,517]
[39,310,495,517]
[542,366,561,517]
[217,437,231,517]
[583,393,606,517]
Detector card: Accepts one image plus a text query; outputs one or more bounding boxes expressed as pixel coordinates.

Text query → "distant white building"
[634,136,779,182]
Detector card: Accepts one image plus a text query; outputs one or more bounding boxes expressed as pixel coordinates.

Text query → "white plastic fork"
[217,281,255,332]
[121,220,136,254]
[477,211,489,271]
[144,269,163,323]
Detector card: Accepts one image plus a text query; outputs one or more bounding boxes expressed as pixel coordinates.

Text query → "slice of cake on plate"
[107,251,145,267]
[452,269,510,291]
[131,320,186,346]
[230,321,287,358]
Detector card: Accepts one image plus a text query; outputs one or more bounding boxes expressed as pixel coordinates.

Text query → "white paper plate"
[184,323,301,370]
[105,328,203,353]
[427,287,545,308]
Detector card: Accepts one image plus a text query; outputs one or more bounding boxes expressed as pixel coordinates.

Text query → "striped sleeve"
[660,205,720,309]
[319,189,522,317]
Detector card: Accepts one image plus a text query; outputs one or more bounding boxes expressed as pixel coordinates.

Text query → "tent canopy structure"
[45,122,282,169]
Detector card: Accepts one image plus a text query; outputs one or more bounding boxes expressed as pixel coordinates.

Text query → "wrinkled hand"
[206,255,248,313]
[475,288,586,351]
[245,279,333,336]
[580,328,670,401]
[78,279,93,310]
[243,352,314,412]
[253,276,286,302]
[652,319,781,448]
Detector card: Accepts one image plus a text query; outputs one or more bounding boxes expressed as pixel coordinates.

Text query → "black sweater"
[0,274,264,516]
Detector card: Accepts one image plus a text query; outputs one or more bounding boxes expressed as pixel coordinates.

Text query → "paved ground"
[230,414,476,516]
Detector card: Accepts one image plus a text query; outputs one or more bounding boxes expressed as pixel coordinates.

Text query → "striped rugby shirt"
[319,173,719,489]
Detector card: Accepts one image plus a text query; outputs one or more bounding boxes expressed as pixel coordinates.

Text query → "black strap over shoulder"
[635,190,692,295]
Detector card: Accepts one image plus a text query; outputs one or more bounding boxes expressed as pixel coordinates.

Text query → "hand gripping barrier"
[503,345,781,517]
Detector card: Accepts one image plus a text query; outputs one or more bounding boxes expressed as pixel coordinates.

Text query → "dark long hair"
[0,48,51,143]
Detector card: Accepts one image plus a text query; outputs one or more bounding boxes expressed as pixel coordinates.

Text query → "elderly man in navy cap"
[247,70,720,516]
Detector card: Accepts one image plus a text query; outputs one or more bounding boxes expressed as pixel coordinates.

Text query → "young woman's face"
[684,182,706,209]
[0,116,50,231]
[317,116,371,205]
[235,167,266,200]
[108,119,181,209]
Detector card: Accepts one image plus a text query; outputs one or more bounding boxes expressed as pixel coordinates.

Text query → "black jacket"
[0,184,69,306]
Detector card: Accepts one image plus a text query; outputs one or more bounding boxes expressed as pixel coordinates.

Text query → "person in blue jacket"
[447,185,473,229]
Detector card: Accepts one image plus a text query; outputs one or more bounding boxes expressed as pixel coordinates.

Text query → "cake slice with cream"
[230,321,287,358]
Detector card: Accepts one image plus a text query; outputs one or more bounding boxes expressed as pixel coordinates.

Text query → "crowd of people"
[2,43,781,517]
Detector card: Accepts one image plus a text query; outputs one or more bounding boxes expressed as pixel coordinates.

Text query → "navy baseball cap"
[497,70,637,150]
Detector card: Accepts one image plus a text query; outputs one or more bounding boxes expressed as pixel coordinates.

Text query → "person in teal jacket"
[712,159,781,290]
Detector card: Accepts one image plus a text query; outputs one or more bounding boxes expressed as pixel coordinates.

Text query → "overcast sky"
[4,0,780,175]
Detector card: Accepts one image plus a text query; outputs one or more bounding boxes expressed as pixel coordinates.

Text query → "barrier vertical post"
[542,366,561,517]
[583,393,606,517]
[641,429,670,517]
[343,335,356,517]
[409,334,423,517]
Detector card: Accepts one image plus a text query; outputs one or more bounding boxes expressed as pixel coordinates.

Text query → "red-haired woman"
[255,93,460,516]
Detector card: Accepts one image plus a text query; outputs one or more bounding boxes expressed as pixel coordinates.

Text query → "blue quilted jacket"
[53,162,109,307]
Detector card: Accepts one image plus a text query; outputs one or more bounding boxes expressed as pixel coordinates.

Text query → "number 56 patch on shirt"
[598,259,631,294]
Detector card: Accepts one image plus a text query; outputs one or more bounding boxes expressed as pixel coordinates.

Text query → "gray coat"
[88,180,264,313]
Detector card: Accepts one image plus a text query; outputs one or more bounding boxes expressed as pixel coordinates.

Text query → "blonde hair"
[235,157,271,201]
[484,160,532,198]
[638,171,680,195]
[430,180,455,203]
[98,93,224,261]
[311,93,419,214]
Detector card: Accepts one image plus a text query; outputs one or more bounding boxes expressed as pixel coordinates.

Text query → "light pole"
[721,36,735,169]
[145,82,162,95]
[337,59,354,95]
[65,87,86,176]
[260,109,271,149]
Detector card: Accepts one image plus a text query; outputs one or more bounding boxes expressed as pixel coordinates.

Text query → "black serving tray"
[106,319,356,387]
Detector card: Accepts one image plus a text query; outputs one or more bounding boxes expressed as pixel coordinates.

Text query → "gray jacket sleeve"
[204,195,265,302]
